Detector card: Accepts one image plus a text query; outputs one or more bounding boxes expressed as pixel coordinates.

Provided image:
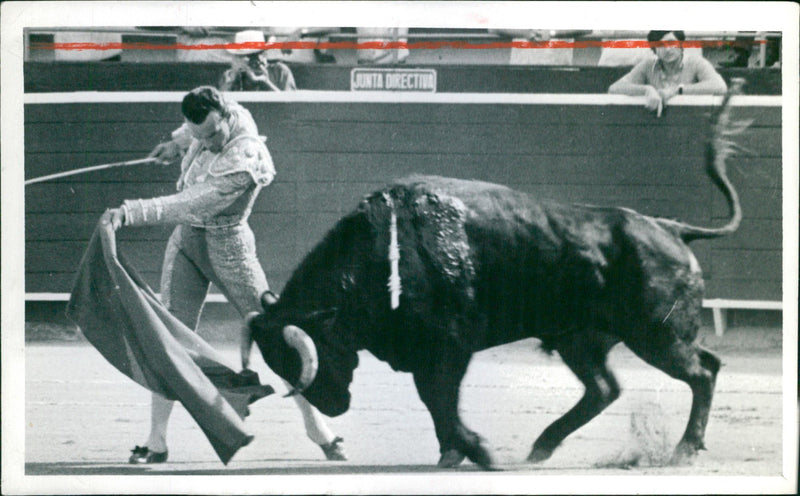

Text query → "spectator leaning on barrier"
[219,29,297,92]
[107,86,347,464]
[608,30,728,115]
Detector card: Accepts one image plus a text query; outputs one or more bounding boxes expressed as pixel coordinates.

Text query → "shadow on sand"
[25,461,490,476]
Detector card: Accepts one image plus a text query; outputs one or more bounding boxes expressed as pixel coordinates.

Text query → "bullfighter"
[106,86,346,464]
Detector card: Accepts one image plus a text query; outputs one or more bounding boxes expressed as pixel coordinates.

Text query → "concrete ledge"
[23,90,781,106]
[25,297,783,343]
[25,292,227,302]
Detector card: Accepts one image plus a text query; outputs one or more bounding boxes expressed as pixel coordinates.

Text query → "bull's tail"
[657,78,749,243]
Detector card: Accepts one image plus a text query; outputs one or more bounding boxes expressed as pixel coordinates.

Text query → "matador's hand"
[103,208,126,231]
[148,140,182,165]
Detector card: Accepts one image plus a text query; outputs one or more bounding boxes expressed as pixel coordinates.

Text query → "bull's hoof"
[669,441,699,466]
[465,443,496,470]
[437,449,466,468]
[526,446,553,464]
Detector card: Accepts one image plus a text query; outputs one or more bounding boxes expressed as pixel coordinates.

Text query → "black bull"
[245,85,745,470]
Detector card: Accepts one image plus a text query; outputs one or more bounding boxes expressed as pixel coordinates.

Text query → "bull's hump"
[397,175,513,199]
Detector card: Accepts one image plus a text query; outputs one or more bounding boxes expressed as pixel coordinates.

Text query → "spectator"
[150,30,296,158]
[108,86,347,464]
[597,30,702,67]
[608,30,727,115]
[718,31,781,68]
[489,29,593,65]
[219,30,297,92]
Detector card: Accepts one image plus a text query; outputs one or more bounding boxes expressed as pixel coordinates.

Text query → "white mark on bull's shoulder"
[387,198,402,309]
[662,300,679,323]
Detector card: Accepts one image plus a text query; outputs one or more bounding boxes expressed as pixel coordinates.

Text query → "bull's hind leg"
[625,335,721,464]
[412,349,494,470]
[528,333,620,463]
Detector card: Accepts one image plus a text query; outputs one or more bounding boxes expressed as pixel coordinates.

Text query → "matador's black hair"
[181,86,229,124]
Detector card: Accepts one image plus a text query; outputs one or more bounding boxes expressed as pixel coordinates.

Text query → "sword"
[25,157,160,185]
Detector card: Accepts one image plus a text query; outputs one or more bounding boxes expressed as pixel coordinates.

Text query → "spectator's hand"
[658,86,680,103]
[241,66,282,91]
[148,140,182,165]
[240,64,261,82]
[219,68,238,90]
[103,208,125,231]
[229,57,272,86]
[643,85,664,115]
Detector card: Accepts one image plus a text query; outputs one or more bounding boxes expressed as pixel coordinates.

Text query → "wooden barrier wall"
[23,62,782,95]
[24,93,782,301]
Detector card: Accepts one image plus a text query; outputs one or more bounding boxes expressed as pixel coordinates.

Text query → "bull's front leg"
[412,351,494,470]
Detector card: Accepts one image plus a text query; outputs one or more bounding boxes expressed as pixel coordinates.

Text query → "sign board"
[350,68,437,92]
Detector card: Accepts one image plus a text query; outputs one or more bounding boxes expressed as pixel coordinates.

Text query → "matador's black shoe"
[319,437,347,461]
[128,445,168,464]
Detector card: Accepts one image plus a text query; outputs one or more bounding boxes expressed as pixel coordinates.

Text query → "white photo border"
[2,2,797,494]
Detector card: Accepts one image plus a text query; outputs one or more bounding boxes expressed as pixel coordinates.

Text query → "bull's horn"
[282,325,318,395]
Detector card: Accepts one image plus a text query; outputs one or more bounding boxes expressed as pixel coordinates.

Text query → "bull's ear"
[261,290,280,310]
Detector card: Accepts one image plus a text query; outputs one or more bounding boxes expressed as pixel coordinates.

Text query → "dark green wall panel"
[23,62,782,95]
[23,100,782,300]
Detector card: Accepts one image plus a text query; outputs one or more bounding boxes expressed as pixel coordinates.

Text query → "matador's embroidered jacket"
[121,102,275,228]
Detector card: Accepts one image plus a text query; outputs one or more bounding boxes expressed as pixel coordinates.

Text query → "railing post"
[712,307,727,336]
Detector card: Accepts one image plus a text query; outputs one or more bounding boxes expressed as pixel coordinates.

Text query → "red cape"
[66,219,273,464]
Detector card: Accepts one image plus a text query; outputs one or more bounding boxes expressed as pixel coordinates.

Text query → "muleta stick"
[25,157,159,185]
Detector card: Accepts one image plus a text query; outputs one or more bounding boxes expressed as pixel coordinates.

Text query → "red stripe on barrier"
[29,39,767,51]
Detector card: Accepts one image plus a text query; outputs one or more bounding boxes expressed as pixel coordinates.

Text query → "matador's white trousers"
[144,224,336,451]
